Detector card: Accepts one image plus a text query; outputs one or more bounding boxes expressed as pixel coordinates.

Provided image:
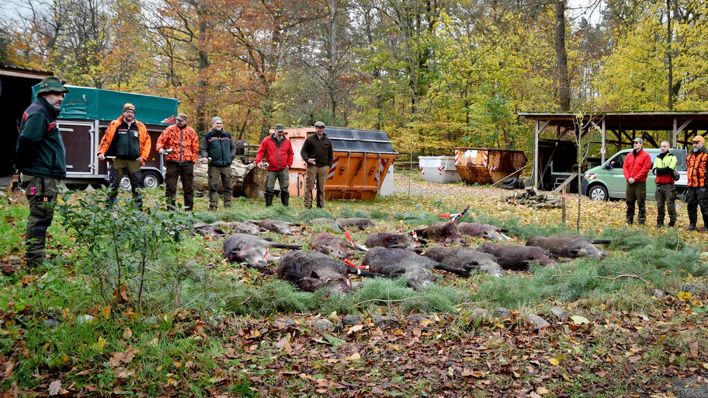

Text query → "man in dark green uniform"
[200,116,236,210]
[15,77,68,267]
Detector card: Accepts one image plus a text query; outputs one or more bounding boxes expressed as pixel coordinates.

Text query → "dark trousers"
[165,162,194,210]
[208,165,232,210]
[24,176,58,266]
[107,158,143,207]
[656,184,677,226]
[686,186,708,227]
[626,182,646,224]
[264,168,289,206]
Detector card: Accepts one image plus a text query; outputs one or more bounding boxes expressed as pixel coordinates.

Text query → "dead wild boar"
[477,243,554,271]
[457,222,510,240]
[309,218,340,230]
[336,218,375,230]
[310,233,357,259]
[223,233,301,273]
[365,232,421,252]
[278,251,353,294]
[362,247,437,290]
[227,221,261,235]
[194,222,230,237]
[414,222,465,244]
[526,235,606,259]
[255,219,296,235]
[423,247,503,277]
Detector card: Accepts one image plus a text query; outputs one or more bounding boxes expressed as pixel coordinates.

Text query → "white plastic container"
[418,156,460,183]
[379,165,395,196]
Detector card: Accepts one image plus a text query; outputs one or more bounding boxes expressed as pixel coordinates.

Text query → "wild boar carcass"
[310,233,357,259]
[526,235,606,259]
[336,218,375,230]
[477,243,554,271]
[457,222,510,240]
[362,247,437,290]
[277,251,353,294]
[365,232,421,252]
[223,233,301,273]
[414,222,465,244]
[423,247,503,277]
[254,219,296,235]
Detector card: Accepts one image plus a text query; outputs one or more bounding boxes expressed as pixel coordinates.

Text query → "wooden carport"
[518,112,708,189]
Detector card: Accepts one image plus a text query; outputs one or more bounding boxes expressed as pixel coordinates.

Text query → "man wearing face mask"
[255,124,294,206]
[651,141,678,227]
[15,77,68,267]
[685,135,708,231]
[98,103,151,208]
[157,113,200,210]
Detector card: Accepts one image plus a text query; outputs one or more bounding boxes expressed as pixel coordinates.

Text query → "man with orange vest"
[255,124,294,206]
[157,113,200,211]
[622,137,652,225]
[686,135,708,231]
[97,103,151,208]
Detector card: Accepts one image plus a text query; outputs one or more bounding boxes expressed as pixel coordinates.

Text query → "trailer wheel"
[119,176,132,190]
[142,171,161,189]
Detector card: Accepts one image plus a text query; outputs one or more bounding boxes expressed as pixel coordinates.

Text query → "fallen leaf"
[677,291,693,302]
[93,336,107,351]
[570,315,590,325]
[347,324,364,335]
[345,352,361,361]
[100,305,111,320]
[122,327,132,340]
[48,380,61,396]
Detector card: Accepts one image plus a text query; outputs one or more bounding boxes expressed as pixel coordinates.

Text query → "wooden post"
[534,120,540,189]
[601,118,606,164]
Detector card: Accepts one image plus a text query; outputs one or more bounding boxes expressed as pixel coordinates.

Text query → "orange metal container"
[282,127,397,200]
[454,147,527,184]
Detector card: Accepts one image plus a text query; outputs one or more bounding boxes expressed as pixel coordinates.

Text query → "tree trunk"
[555,0,571,112]
[666,0,673,110]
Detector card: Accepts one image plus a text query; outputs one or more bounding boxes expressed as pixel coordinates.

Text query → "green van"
[582,148,688,201]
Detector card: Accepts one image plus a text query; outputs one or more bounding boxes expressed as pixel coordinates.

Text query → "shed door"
[58,121,94,174]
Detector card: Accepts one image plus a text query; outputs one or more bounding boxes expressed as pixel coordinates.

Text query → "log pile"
[193,159,267,199]
[505,188,561,209]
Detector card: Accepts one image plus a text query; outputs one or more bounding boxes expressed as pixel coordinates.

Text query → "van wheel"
[142,171,161,189]
[588,184,608,201]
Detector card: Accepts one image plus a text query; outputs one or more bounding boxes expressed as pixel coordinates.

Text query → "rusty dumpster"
[454,148,527,185]
[284,127,397,200]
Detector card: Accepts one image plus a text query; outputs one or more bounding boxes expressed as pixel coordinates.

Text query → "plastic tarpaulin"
[32,84,179,125]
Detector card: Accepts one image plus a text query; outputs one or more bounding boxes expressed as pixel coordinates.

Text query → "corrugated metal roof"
[325,127,398,154]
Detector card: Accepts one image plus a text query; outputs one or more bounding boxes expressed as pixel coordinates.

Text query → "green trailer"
[32,84,179,189]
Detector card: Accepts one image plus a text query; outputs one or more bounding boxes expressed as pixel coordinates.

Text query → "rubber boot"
[280,191,289,207]
[265,192,274,207]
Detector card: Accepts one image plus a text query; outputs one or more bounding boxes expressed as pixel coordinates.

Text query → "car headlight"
[584,173,597,180]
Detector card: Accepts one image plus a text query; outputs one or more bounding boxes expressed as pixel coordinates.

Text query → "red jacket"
[255,135,294,171]
[623,149,652,183]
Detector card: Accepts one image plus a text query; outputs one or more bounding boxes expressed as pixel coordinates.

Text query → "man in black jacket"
[200,116,236,210]
[15,77,68,266]
[300,121,333,208]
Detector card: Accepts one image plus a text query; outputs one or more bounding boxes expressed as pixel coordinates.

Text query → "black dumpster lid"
[325,127,398,154]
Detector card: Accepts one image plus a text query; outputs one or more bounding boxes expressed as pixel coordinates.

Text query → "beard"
[50,102,62,111]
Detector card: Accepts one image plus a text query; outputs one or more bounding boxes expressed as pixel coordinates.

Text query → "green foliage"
[57,191,199,311]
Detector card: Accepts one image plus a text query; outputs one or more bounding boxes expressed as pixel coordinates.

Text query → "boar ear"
[310,270,320,279]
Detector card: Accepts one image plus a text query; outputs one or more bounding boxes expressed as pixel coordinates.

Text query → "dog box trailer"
[30,84,179,189]
[282,126,397,200]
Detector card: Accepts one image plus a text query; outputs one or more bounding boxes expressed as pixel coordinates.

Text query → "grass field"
[1,171,706,396]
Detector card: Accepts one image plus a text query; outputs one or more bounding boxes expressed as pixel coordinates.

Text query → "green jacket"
[15,96,66,179]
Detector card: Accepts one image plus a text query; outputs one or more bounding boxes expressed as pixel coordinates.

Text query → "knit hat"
[36,77,68,95]
[314,121,325,128]
[123,103,136,112]
[211,116,223,125]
